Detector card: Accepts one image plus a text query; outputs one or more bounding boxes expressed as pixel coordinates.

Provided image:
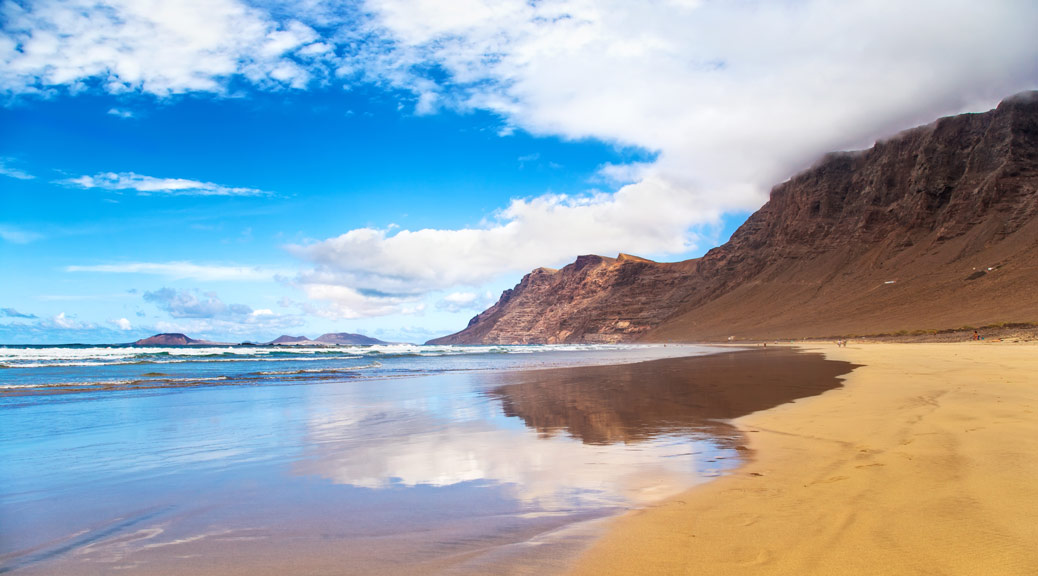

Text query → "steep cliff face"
[430,92,1038,344]
[429,255,698,344]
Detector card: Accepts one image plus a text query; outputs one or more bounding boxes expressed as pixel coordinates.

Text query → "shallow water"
[0,343,706,394]
[1,344,746,575]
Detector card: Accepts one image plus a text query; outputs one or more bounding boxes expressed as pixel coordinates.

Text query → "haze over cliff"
[429,92,1038,344]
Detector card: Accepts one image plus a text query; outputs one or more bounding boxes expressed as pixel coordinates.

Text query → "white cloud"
[143,287,304,334]
[297,280,424,320]
[66,261,283,281]
[290,180,715,303]
[151,316,304,339]
[112,317,132,330]
[4,1,1037,317]
[51,312,86,329]
[61,171,270,196]
[364,0,1037,197]
[0,0,330,96]
[143,287,251,319]
[0,224,43,244]
[436,291,496,313]
[294,0,1037,312]
[0,157,34,180]
[107,107,135,118]
[369,324,449,344]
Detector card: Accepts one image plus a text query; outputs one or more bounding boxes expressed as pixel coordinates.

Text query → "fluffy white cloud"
[142,287,304,334]
[292,0,1037,315]
[61,171,270,196]
[5,1,1037,319]
[297,282,421,320]
[143,287,251,319]
[106,107,135,118]
[0,0,330,96]
[436,291,496,313]
[66,261,283,281]
[365,0,1037,195]
[112,317,132,330]
[51,312,86,329]
[290,179,715,296]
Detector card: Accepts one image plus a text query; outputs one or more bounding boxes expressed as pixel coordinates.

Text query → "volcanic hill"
[267,333,390,345]
[429,92,1038,344]
[133,333,230,346]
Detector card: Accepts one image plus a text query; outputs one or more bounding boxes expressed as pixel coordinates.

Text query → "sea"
[0,342,710,394]
[0,343,739,575]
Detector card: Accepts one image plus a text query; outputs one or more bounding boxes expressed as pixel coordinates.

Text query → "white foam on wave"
[0,375,232,390]
[0,343,678,369]
[256,361,383,376]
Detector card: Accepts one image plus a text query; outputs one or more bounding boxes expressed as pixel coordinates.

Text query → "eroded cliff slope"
[429,92,1038,344]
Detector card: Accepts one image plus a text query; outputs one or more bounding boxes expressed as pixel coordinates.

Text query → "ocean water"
[0,343,705,394]
[0,344,741,575]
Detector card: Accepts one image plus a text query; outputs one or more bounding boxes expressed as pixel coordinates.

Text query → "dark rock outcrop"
[429,92,1038,343]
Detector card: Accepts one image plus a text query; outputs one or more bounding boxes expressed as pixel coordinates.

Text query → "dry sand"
[568,342,1038,575]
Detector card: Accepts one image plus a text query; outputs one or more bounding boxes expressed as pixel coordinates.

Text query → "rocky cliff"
[429,92,1038,344]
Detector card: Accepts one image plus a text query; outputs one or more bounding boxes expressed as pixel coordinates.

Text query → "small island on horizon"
[131,332,393,347]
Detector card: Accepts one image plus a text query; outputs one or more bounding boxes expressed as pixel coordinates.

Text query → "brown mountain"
[133,333,230,346]
[268,335,312,345]
[428,92,1038,344]
[313,332,389,345]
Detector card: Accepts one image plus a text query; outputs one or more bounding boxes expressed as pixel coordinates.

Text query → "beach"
[568,342,1038,575]
[0,345,852,575]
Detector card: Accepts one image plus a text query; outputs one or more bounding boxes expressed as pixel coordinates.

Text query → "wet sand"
[568,343,1038,575]
[1,348,855,575]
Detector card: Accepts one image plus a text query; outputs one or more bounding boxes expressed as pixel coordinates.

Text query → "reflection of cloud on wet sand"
[294,350,850,511]
[295,399,733,510]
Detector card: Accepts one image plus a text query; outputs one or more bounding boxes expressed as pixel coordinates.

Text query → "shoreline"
[1,346,848,576]
[566,342,1038,575]
[2,346,853,576]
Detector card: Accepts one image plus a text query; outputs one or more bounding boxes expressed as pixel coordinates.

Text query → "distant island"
[268,332,391,346]
[133,332,391,347]
[133,333,234,346]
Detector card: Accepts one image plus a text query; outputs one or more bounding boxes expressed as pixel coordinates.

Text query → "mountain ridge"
[428,92,1038,344]
[133,333,233,346]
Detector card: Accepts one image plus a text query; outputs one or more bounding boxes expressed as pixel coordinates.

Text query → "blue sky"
[2,0,1036,344]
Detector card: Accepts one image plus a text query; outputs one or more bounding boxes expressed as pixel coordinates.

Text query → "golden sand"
[568,343,1038,575]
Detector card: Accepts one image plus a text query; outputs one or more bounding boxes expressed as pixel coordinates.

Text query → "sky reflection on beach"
[1,351,740,575]
[295,372,733,508]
